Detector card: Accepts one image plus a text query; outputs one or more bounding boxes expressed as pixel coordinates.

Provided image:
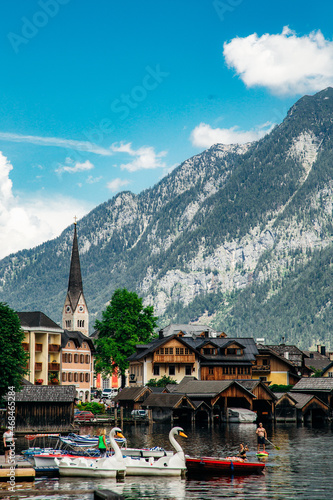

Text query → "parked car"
[74,411,97,422]
[101,388,118,399]
[131,409,148,420]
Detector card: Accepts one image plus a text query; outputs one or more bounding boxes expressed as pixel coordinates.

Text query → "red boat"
[186,456,265,476]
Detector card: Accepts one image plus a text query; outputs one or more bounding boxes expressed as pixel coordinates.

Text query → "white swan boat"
[123,427,187,476]
[55,428,126,478]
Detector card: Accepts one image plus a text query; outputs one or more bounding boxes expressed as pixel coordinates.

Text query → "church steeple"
[62,221,89,336]
[67,222,83,310]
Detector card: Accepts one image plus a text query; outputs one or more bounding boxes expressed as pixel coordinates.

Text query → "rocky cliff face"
[2,88,333,347]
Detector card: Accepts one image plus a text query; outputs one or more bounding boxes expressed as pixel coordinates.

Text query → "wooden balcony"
[48,363,60,371]
[22,343,29,352]
[48,344,60,352]
[35,362,42,371]
[35,343,43,352]
[153,353,195,364]
[252,364,270,372]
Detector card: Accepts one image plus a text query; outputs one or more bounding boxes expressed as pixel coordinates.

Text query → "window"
[85,373,90,382]
[83,343,87,348]
[184,348,189,355]
[67,342,71,347]
[80,354,84,364]
[77,320,85,328]
[159,348,164,355]
[80,373,84,382]
[165,347,174,355]
[62,353,67,363]
[153,365,160,376]
[74,373,78,382]
[62,372,67,382]
[68,353,72,363]
[85,355,90,364]
[185,365,192,376]
[65,320,71,328]
[203,348,213,355]
[169,365,175,376]
[68,373,73,382]
[329,372,333,378]
[74,354,78,363]
[209,368,214,375]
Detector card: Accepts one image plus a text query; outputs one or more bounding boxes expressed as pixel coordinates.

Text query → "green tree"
[94,289,157,387]
[0,303,29,400]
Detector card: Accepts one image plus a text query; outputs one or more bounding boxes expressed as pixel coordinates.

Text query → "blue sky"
[1,0,333,258]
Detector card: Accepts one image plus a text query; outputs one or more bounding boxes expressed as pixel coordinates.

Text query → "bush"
[76,402,105,414]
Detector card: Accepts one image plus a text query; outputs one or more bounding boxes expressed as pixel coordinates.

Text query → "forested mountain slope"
[2,88,333,349]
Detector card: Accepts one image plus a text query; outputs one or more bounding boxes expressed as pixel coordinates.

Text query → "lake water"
[13,421,333,499]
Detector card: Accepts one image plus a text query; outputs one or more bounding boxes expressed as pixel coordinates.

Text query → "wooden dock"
[0,455,35,481]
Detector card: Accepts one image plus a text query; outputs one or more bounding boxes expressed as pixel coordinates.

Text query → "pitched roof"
[17,311,62,331]
[291,378,333,392]
[113,386,151,402]
[8,385,76,402]
[237,379,277,399]
[62,329,95,351]
[167,379,254,399]
[142,393,195,409]
[128,336,258,364]
[67,224,84,311]
[303,351,331,371]
[160,323,224,338]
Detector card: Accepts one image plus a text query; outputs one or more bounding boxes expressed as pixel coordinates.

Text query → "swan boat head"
[109,427,125,462]
[169,427,187,454]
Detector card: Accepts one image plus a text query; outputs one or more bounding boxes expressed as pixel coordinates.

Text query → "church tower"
[62,222,89,336]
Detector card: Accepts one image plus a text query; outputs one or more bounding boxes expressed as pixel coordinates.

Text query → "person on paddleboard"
[256,422,267,453]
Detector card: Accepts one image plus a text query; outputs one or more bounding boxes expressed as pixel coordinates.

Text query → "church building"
[61,222,94,401]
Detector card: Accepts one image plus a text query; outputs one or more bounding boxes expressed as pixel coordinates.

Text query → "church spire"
[67,221,83,309]
[62,220,89,336]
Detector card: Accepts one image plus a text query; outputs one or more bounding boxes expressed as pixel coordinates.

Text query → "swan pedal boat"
[55,428,126,478]
[123,427,187,476]
[186,455,265,475]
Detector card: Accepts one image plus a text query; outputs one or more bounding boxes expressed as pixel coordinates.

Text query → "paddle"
[266,438,280,450]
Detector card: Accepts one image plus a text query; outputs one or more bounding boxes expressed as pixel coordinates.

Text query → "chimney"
[317,345,321,353]
[321,346,326,356]
[159,330,164,339]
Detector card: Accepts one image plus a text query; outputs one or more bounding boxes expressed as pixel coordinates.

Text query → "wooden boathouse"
[7,384,76,432]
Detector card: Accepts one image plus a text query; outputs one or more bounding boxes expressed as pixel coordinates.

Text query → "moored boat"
[186,455,265,475]
[123,427,187,476]
[55,427,126,479]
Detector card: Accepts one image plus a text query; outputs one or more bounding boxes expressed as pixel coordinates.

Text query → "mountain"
[2,88,333,349]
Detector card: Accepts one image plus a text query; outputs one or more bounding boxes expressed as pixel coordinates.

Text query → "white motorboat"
[55,427,126,478]
[225,407,257,423]
[123,427,187,476]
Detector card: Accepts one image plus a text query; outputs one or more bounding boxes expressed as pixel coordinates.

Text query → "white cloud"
[0,131,112,156]
[86,175,102,184]
[0,152,91,260]
[191,122,273,148]
[111,142,167,172]
[223,27,333,95]
[55,159,94,174]
[107,178,130,192]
